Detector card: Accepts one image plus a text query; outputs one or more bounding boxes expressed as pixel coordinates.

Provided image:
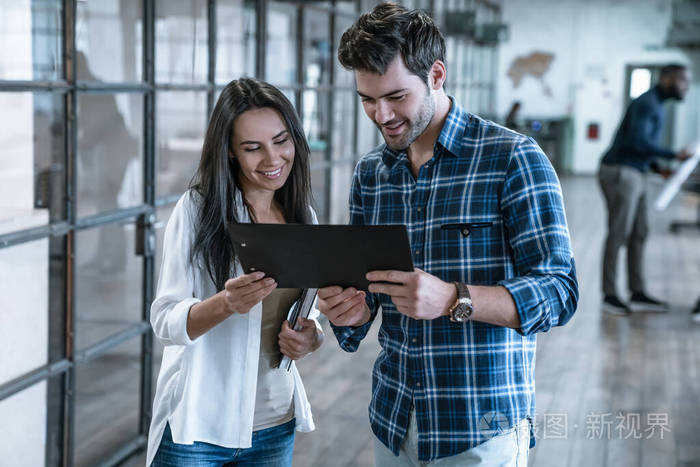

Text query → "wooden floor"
[118,175,700,467]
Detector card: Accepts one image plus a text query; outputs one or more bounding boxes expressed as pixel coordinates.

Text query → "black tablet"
[228,223,414,290]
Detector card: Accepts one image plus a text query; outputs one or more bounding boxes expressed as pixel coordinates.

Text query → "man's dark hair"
[660,63,687,78]
[337,2,446,86]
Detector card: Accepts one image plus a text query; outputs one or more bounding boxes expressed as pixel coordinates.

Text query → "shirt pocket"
[434,216,503,281]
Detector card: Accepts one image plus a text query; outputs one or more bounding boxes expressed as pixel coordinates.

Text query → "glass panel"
[156,91,206,199]
[0,0,61,81]
[335,2,357,13]
[303,9,330,86]
[334,14,355,87]
[76,0,143,82]
[0,238,49,381]
[332,91,355,161]
[0,380,47,465]
[216,0,256,83]
[330,163,352,224]
[452,39,466,87]
[75,337,141,467]
[155,0,208,84]
[303,91,330,165]
[77,93,143,217]
[0,91,65,225]
[282,88,297,110]
[74,224,143,350]
[266,2,298,86]
[310,167,327,223]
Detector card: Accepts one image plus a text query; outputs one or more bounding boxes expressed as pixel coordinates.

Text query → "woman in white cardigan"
[148,78,323,466]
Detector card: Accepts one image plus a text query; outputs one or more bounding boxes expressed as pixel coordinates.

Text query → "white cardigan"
[146,190,318,466]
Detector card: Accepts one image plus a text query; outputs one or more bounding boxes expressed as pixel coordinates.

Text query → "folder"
[227,223,414,290]
[278,287,317,371]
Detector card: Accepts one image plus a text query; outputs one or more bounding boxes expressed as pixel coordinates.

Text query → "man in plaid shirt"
[317,3,579,465]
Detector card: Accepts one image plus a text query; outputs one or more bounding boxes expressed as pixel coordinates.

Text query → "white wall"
[498,0,695,174]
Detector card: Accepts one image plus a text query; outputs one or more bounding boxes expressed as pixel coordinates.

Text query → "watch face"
[452,305,470,322]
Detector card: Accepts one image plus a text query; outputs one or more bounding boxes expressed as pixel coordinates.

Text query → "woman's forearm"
[186,291,232,340]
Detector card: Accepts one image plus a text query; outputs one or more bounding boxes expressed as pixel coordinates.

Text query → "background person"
[598,63,692,315]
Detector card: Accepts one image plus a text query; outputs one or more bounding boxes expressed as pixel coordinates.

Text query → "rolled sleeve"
[150,192,201,346]
[330,301,379,352]
[499,138,579,335]
[151,296,199,346]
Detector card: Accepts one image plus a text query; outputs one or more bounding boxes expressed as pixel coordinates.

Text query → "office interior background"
[1,0,699,466]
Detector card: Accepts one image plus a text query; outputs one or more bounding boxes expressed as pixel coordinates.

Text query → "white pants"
[373,410,530,467]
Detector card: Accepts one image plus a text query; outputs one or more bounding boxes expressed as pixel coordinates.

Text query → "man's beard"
[380,91,435,152]
[671,86,685,100]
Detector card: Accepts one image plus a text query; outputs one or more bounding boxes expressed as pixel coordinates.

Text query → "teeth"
[263,168,282,176]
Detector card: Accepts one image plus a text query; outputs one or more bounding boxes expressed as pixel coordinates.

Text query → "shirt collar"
[380,96,468,167]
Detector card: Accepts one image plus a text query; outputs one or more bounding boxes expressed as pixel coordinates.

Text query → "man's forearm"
[466,285,520,329]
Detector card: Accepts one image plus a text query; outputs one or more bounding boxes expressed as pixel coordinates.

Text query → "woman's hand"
[278,318,323,361]
[223,271,277,315]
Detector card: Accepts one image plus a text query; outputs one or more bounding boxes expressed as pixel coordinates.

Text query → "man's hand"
[222,272,277,315]
[657,168,673,179]
[676,148,693,160]
[317,286,371,327]
[367,268,456,320]
[278,318,323,360]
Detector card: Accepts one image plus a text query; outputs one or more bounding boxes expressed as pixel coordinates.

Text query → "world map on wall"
[507,51,554,97]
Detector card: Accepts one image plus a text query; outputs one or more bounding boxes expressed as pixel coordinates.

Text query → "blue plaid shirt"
[331,99,578,461]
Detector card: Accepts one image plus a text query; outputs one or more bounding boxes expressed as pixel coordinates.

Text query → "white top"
[146,190,319,466]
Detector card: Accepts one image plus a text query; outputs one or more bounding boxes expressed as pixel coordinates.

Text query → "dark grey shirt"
[602,86,675,171]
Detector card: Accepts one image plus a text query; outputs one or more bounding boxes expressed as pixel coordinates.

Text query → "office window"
[266,2,298,86]
[334,14,355,87]
[303,90,330,165]
[0,91,65,224]
[216,0,256,82]
[74,226,143,350]
[0,0,61,81]
[0,381,48,465]
[303,9,331,86]
[76,93,144,217]
[76,0,143,82]
[155,0,208,84]
[156,91,207,199]
[74,338,141,467]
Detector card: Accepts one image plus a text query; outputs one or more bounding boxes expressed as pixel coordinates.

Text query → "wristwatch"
[448,282,473,323]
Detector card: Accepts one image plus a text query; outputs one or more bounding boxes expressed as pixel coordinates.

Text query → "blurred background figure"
[504,100,522,130]
[76,51,138,273]
[597,64,692,316]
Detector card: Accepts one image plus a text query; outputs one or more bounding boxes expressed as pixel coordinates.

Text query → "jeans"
[151,419,296,467]
[373,410,529,467]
